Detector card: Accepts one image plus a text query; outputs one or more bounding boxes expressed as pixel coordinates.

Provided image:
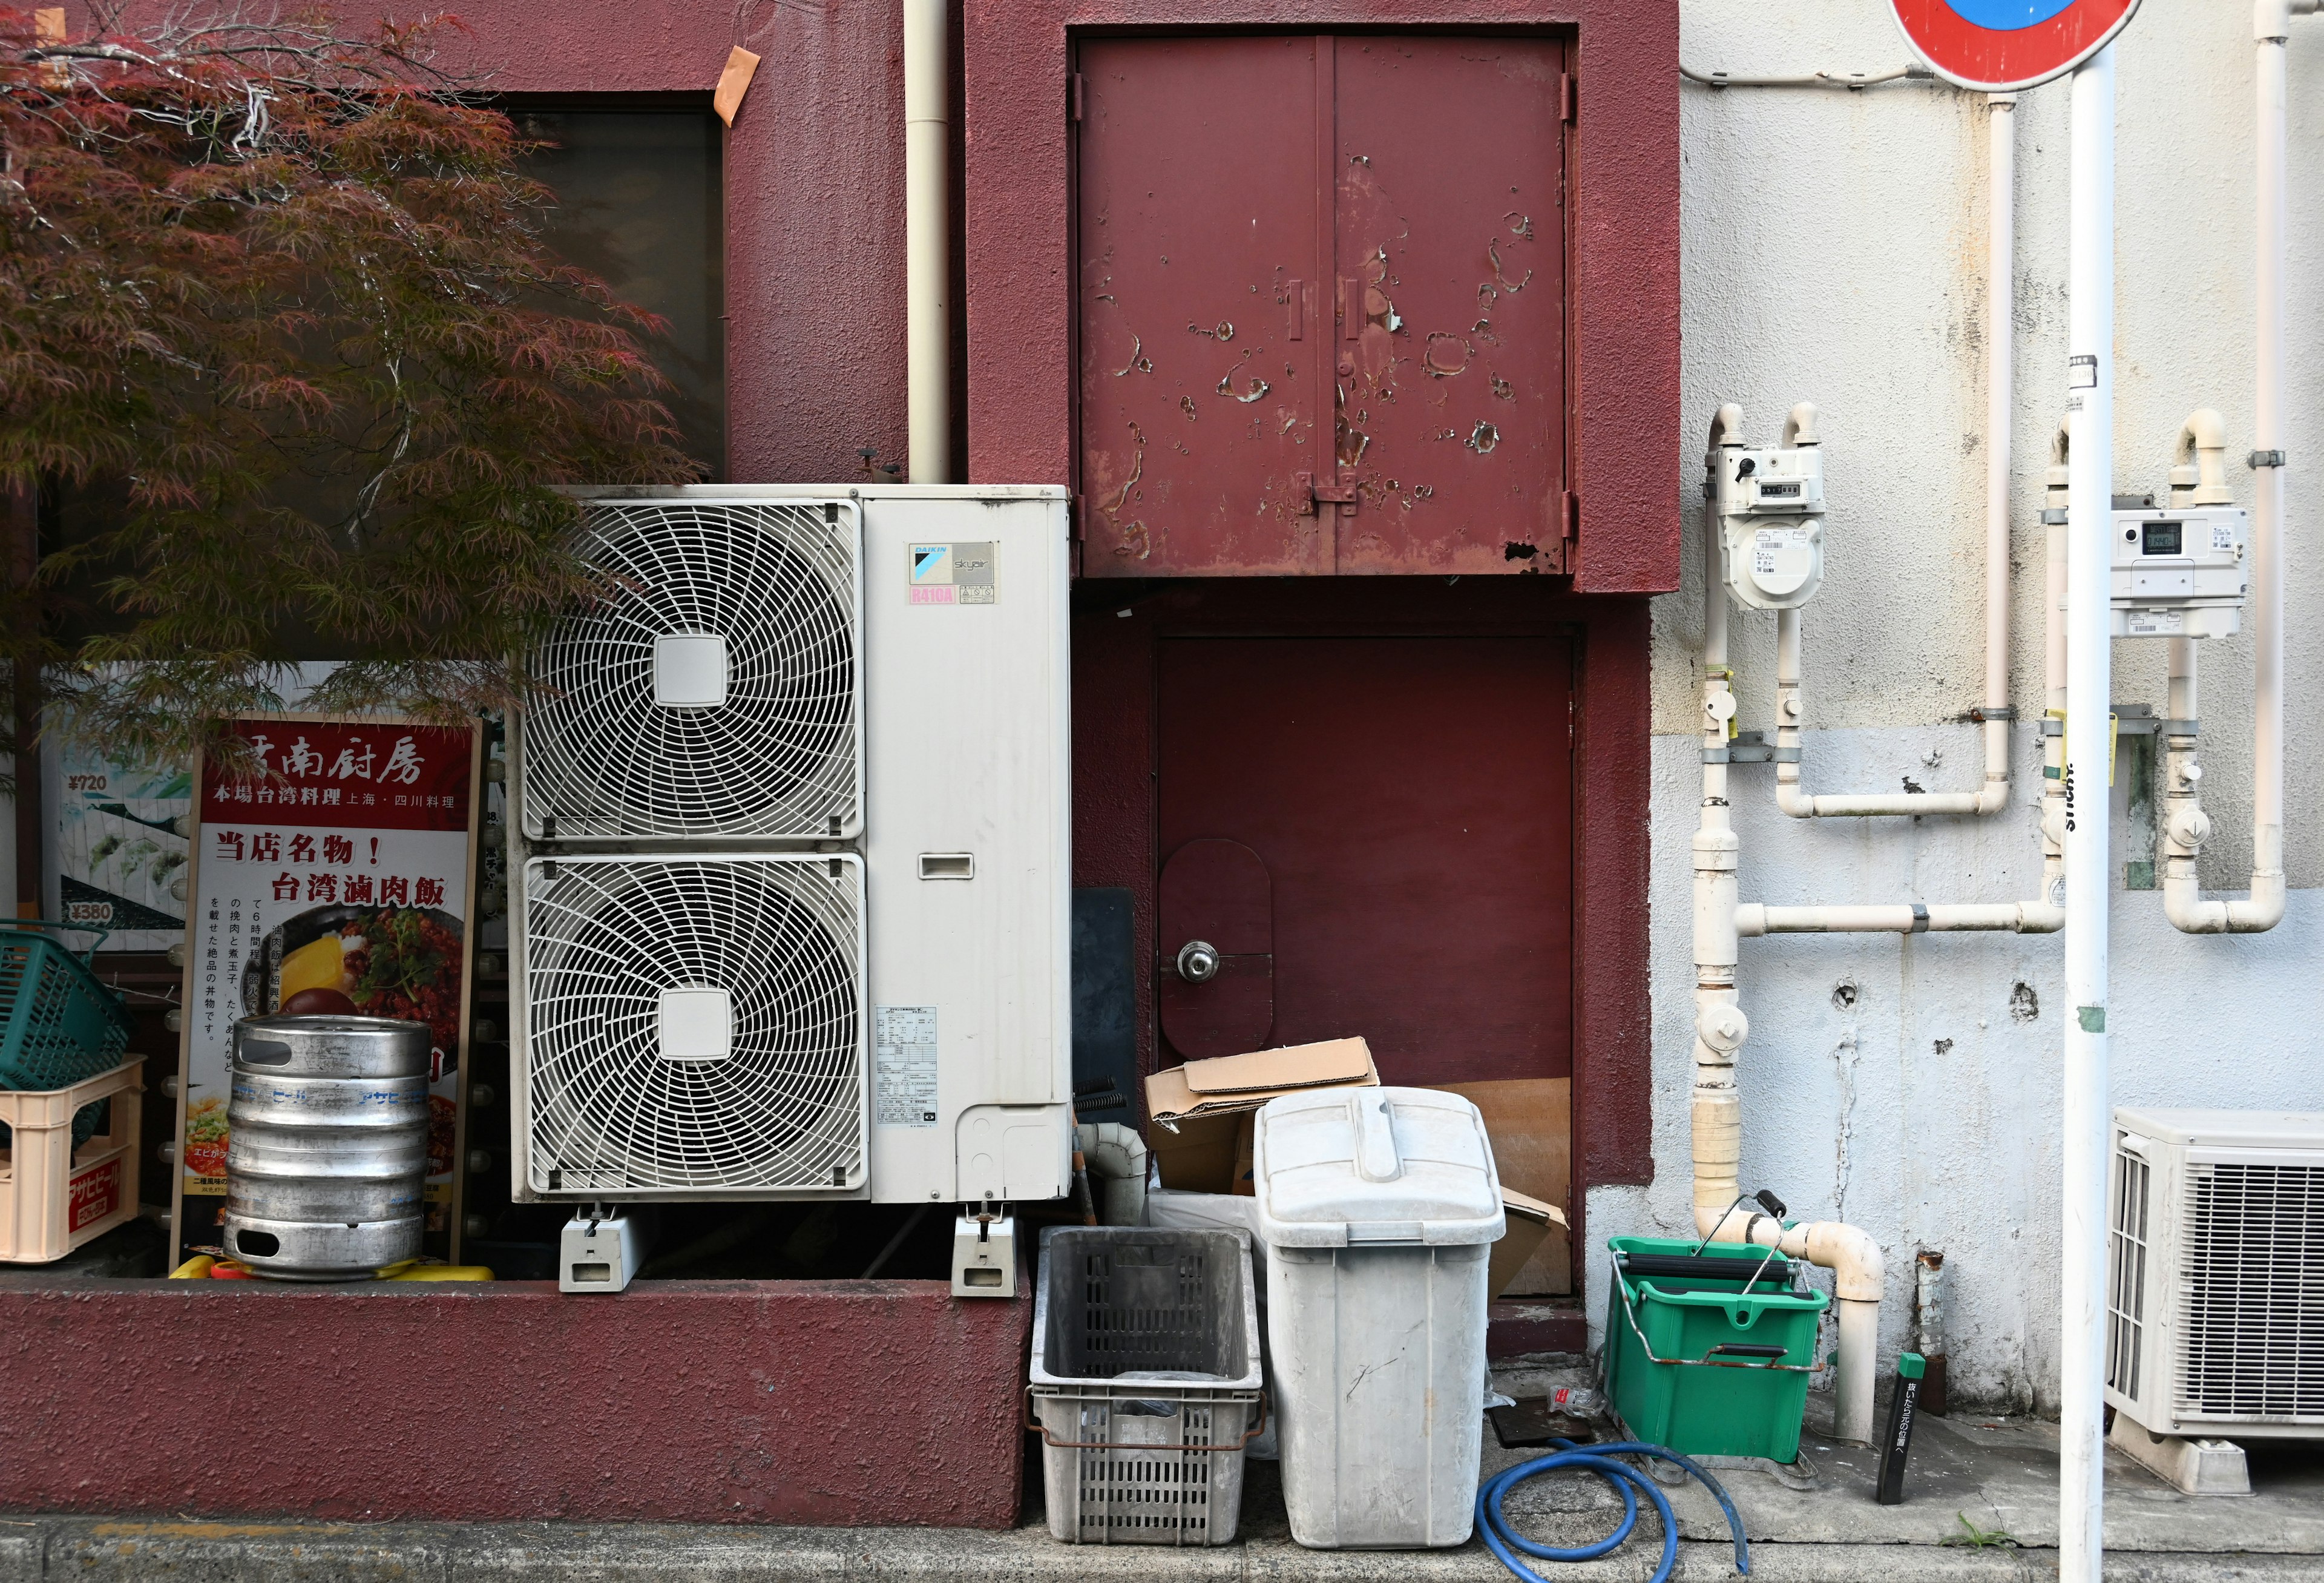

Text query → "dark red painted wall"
[0,1279,1029,1526]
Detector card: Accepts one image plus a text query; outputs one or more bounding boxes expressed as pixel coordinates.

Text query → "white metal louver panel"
[518,853,867,1197]
[520,499,862,841]
[2172,1160,2324,1424]
[2106,1137,2152,1406]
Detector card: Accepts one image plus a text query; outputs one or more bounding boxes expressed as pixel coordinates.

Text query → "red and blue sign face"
[1892,0,2141,91]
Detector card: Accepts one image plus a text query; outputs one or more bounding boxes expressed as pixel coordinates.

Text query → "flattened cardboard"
[1439,1076,1571,1295]
[1145,1036,1378,1193]
[1490,1186,1567,1298]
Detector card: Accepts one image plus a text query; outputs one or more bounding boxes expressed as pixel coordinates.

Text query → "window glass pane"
[516,110,726,479]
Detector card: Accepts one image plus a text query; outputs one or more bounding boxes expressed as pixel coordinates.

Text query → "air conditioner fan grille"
[2173,1160,2324,1421]
[523,856,864,1194]
[522,502,859,840]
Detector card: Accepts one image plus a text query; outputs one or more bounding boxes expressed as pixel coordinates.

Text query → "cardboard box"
[1491,1187,1567,1298]
[1144,1037,1379,1193]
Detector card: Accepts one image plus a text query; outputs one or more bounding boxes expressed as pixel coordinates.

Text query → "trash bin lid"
[1251,1086,1504,1248]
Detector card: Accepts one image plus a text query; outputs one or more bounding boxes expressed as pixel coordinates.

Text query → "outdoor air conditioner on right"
[505,485,1072,1211]
[2106,1106,2324,1439]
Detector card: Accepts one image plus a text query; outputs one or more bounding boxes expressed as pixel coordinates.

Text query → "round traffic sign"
[1891,0,2141,92]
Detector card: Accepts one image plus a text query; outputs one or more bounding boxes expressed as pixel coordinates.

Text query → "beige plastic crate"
[0,1059,143,1262]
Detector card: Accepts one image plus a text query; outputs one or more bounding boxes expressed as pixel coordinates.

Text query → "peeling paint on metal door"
[1075,35,1569,578]
[1076,36,1329,574]
[1333,37,1569,573]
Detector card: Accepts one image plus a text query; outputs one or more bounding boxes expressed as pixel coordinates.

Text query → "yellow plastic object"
[380,1263,493,1282]
[169,1254,215,1279]
[276,935,346,1001]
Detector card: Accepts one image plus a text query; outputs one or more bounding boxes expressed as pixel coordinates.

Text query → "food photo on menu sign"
[172,717,479,1256]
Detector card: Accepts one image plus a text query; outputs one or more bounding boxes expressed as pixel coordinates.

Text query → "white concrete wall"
[1593,0,2324,1413]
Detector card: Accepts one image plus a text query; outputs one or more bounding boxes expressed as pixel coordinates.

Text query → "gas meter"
[1710,412,1826,610]
[2110,503,2247,639]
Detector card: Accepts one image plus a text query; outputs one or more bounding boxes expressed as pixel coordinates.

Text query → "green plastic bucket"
[1601,1235,1828,1463]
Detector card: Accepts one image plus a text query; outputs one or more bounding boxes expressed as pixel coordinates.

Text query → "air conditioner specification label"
[874,1005,939,1127]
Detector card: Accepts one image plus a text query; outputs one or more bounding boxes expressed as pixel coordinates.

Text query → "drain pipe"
[2059,42,2116,1583]
[2162,0,2308,932]
[1774,96,2015,821]
[904,0,951,483]
[1695,406,1883,1446]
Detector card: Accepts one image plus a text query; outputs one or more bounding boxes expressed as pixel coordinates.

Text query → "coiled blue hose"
[1476,1440,1751,1583]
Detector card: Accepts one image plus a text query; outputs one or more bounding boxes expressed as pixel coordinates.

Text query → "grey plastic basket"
[1029,1225,1264,1546]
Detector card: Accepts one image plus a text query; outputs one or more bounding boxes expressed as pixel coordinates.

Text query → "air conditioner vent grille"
[2173,1161,2324,1421]
[2107,1145,2150,1402]
[522,855,865,1194]
[521,501,861,840]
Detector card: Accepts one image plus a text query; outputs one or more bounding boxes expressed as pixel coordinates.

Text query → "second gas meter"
[2110,502,2247,639]
[1708,401,1826,610]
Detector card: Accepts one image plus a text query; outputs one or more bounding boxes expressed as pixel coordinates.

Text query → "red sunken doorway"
[1154,634,1575,1291]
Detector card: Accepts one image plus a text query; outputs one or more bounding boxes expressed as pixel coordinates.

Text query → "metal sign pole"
[2061,41,2116,1583]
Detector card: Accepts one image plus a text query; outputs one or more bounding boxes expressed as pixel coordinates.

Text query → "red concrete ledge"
[0,1279,1029,1527]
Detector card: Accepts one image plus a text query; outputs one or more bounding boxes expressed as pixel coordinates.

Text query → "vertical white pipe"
[2060,45,2115,1583]
[904,0,951,483]
[1985,95,2017,725]
[2252,4,2289,915]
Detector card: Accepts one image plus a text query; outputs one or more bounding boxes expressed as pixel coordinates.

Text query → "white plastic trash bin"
[1252,1085,1503,1549]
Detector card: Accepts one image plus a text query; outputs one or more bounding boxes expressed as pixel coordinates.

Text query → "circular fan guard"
[524,857,864,1193]
[523,502,859,840]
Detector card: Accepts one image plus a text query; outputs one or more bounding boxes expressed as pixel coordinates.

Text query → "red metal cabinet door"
[1077,37,1330,575]
[1333,36,1568,573]
[1156,637,1573,1087]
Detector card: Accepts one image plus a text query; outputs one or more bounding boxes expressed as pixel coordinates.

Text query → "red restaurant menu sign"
[170,715,482,1265]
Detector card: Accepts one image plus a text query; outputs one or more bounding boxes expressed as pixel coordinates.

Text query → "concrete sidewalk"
[6,1363,2320,1581]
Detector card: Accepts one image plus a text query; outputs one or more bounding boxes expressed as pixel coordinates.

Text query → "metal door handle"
[1174,940,1221,983]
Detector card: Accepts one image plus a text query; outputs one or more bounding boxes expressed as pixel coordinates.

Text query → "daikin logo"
[911,545,950,582]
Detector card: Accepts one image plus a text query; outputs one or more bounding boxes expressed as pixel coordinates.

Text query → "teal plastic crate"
[0,922,133,1091]
[1602,1234,1828,1463]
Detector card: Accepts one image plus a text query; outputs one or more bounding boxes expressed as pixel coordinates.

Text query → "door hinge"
[1069,72,1086,123]
[1071,493,1089,542]
[1563,489,1580,542]
[1296,472,1357,516]
[1560,71,1577,124]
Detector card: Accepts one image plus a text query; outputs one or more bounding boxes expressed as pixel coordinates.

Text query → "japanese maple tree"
[0,3,698,769]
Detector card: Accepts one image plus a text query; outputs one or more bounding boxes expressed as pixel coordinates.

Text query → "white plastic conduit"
[903,0,950,484]
[1774,94,2015,821]
[1693,407,1883,1446]
[2161,0,2311,933]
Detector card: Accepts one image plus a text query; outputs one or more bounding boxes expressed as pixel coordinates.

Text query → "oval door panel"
[1158,838,1275,1060]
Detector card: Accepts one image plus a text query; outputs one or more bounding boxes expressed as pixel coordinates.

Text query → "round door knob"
[1175,940,1222,984]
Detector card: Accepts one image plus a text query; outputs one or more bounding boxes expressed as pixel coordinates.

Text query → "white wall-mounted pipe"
[1695,408,1882,1445]
[1738,901,2060,935]
[1774,97,2014,821]
[2161,0,2303,934]
[1679,61,1934,90]
[2059,44,2116,1583]
[904,0,951,484]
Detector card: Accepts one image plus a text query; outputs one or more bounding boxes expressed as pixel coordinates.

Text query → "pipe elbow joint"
[1776,782,1816,819]
[2178,407,2234,504]
[1709,403,1746,451]
[1781,401,1820,447]
[1797,1220,1885,1303]
[2015,901,2066,934]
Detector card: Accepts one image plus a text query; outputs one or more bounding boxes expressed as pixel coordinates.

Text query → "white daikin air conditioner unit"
[507,486,1071,1222]
[2106,1106,2324,1439]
